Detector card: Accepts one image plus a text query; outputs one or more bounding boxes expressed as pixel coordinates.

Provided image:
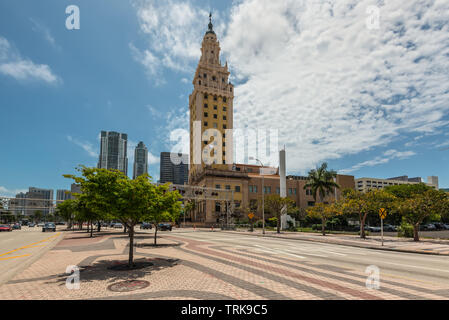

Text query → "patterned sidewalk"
[0,230,449,300]
[223,229,449,255]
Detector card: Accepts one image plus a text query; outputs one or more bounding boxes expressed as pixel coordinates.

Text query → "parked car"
[114,223,123,229]
[12,223,21,230]
[433,223,447,231]
[28,223,36,227]
[101,222,109,227]
[365,226,381,232]
[37,222,45,227]
[421,224,436,231]
[140,222,153,230]
[0,224,12,232]
[55,222,65,226]
[383,224,397,232]
[158,223,172,231]
[42,223,56,232]
[109,222,116,228]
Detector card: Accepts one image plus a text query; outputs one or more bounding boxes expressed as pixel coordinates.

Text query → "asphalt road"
[0,227,63,285]
[162,229,449,287]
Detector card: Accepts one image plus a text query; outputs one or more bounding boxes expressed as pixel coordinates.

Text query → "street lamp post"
[250,157,265,235]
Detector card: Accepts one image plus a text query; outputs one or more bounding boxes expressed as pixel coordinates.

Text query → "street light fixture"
[249,157,265,235]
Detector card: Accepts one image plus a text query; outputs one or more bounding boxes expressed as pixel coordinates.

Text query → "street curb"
[0,231,65,287]
[219,230,449,256]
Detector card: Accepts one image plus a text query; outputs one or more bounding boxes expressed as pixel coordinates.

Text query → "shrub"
[398,222,414,238]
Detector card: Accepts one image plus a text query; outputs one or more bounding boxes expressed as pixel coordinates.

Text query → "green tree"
[56,199,78,229]
[34,210,43,223]
[304,162,340,204]
[149,183,182,245]
[341,189,396,239]
[397,189,449,241]
[264,194,295,233]
[307,202,340,235]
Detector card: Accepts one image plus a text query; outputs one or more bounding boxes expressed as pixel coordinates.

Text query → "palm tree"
[304,162,340,205]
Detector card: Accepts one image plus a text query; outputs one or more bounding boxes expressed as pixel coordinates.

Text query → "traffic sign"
[248,213,255,220]
[379,208,387,219]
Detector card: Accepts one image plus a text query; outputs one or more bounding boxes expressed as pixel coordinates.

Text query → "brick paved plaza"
[1,228,449,300]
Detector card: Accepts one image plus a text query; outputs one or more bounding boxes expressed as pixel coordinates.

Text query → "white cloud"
[30,18,60,51]
[133,0,449,173]
[340,149,416,174]
[0,36,60,84]
[148,151,160,164]
[67,135,98,158]
[0,186,27,198]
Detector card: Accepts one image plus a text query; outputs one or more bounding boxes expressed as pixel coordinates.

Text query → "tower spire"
[207,11,215,34]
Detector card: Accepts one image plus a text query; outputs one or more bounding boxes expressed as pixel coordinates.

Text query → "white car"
[37,223,45,227]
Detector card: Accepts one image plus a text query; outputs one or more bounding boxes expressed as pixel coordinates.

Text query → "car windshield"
[0,225,9,227]
[45,223,55,227]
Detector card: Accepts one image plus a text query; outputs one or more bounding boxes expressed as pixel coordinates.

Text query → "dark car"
[114,223,123,229]
[383,224,397,232]
[0,224,12,232]
[28,223,36,227]
[433,223,447,231]
[140,222,153,230]
[12,223,21,230]
[158,223,172,231]
[421,224,436,231]
[42,223,56,232]
[55,222,65,226]
[366,226,381,232]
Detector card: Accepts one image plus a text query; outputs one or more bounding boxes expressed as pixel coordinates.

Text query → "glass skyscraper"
[98,131,128,176]
[133,141,148,179]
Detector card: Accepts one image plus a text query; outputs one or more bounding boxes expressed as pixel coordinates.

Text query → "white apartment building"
[356,175,439,193]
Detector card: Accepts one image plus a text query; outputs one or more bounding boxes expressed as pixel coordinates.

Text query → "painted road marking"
[253,245,305,259]
[0,254,31,261]
[0,232,60,258]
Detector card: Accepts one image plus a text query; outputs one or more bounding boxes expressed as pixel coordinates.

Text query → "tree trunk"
[154,226,158,246]
[90,221,93,238]
[128,225,134,267]
[360,214,366,239]
[277,215,281,234]
[413,224,420,242]
[322,218,326,236]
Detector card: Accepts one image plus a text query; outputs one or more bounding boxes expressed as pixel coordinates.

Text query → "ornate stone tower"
[189,13,234,183]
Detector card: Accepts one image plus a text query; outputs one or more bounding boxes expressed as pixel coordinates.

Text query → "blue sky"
[1,0,449,197]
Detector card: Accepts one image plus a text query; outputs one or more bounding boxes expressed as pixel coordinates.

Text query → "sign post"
[379,208,387,246]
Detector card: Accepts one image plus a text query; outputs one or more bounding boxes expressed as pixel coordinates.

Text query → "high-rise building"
[56,189,71,204]
[133,141,148,179]
[160,152,189,185]
[9,187,54,216]
[189,13,234,182]
[356,175,439,192]
[70,183,81,199]
[98,131,128,176]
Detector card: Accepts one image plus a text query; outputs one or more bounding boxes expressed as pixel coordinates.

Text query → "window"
[204,73,207,78]
[213,123,217,128]
[215,202,221,212]
[204,141,207,145]
[214,96,217,101]
[204,112,208,117]
[204,94,208,99]
[204,103,208,108]
[276,187,280,194]
[223,133,226,138]
[225,185,231,190]
[204,122,208,126]
[214,105,217,110]
[223,124,227,129]
[223,151,225,156]
[199,80,201,85]
[213,114,217,119]
[235,186,240,192]
[215,184,221,189]
[264,186,271,194]
[212,76,216,81]
[223,107,227,111]
[222,78,225,83]
[223,116,227,120]
[249,186,253,193]
[253,186,257,193]
[308,201,315,207]
[223,142,226,147]
[223,97,227,102]
[234,201,241,208]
